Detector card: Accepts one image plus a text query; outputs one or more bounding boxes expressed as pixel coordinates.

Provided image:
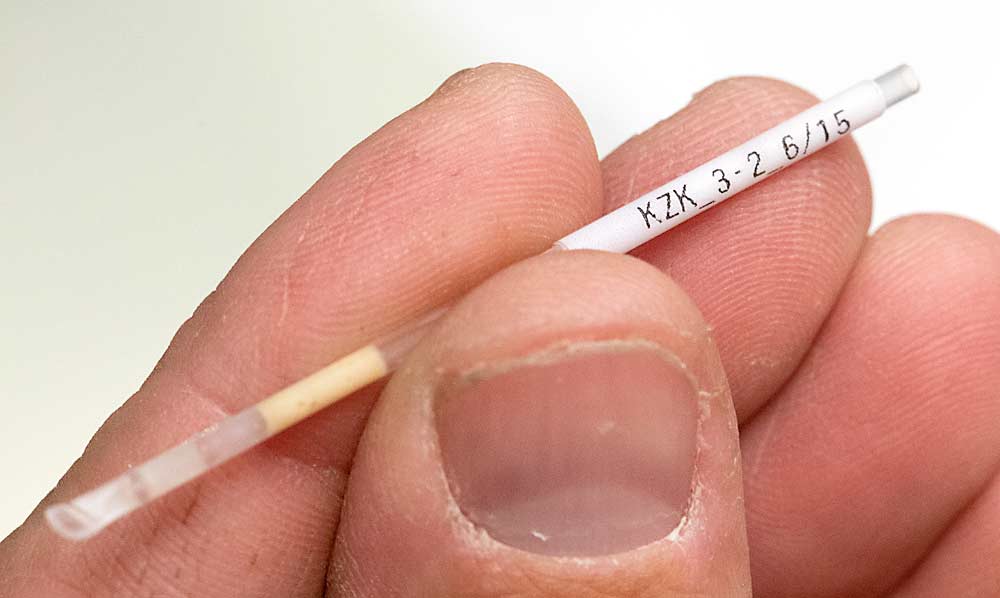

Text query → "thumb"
[328,251,751,597]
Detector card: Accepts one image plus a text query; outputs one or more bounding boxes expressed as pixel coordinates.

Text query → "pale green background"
[2,0,997,538]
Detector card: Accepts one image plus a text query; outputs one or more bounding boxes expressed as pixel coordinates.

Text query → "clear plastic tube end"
[875,64,920,108]
[46,502,103,541]
[46,407,268,541]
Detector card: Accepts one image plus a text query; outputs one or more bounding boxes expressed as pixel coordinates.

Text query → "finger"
[891,475,1000,598]
[740,215,1000,597]
[330,251,751,597]
[0,64,603,597]
[602,77,872,420]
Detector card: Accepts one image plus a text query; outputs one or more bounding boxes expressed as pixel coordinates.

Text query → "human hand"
[2,64,998,597]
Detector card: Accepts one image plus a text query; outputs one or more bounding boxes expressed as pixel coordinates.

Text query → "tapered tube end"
[45,408,268,541]
[875,64,920,108]
[46,502,104,541]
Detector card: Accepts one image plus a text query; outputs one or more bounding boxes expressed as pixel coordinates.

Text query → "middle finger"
[601,76,873,421]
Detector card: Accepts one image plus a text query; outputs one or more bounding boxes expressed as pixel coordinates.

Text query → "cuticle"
[452,337,697,387]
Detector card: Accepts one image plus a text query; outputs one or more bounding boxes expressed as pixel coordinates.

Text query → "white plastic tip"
[45,503,103,541]
[875,64,920,108]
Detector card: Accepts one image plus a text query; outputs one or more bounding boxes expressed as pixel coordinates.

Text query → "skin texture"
[1,63,998,597]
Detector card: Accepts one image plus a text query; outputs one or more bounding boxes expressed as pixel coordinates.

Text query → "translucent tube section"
[875,64,920,108]
[46,407,266,540]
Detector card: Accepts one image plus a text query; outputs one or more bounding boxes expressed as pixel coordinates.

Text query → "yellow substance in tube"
[257,344,389,434]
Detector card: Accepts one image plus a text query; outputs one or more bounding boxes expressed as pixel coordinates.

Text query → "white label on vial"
[557,81,887,254]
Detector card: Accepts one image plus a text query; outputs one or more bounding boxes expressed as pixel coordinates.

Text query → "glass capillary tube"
[45,65,920,541]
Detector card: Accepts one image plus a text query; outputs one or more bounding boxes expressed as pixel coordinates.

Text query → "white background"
[2,1,997,538]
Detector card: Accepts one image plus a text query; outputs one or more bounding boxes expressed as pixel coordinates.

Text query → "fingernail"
[435,340,699,557]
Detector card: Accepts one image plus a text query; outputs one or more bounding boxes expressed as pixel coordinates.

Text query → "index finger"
[0,63,602,597]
